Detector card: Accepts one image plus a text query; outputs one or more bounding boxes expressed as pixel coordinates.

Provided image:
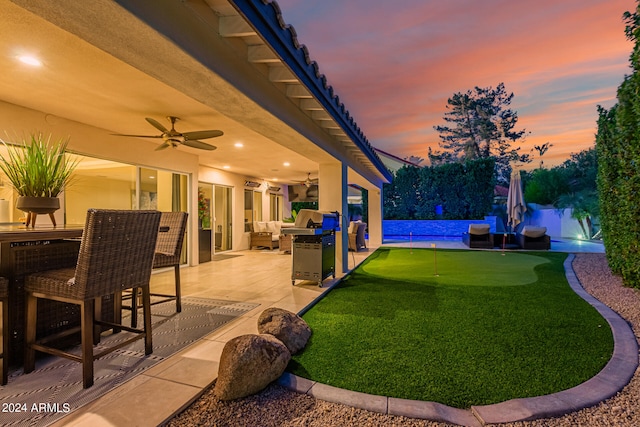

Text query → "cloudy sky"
[275,0,633,167]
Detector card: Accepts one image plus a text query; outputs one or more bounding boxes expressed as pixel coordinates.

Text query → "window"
[253,191,262,222]
[270,193,283,221]
[244,189,263,231]
[64,156,138,224]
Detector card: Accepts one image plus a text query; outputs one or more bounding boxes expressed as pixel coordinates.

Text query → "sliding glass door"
[199,182,233,261]
[214,185,232,252]
[65,156,189,263]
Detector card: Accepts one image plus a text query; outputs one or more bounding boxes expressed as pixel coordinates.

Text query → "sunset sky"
[275,0,634,168]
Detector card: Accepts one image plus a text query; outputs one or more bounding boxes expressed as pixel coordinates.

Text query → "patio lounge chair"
[348,221,367,251]
[23,209,161,388]
[462,224,493,248]
[516,226,551,250]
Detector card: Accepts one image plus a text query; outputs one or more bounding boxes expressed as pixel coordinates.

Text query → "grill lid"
[295,209,339,229]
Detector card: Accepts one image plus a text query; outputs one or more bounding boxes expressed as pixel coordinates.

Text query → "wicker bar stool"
[23,209,161,389]
[129,211,188,328]
[0,277,9,385]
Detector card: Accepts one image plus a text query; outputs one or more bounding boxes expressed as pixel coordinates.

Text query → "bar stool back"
[129,211,188,327]
[23,209,161,388]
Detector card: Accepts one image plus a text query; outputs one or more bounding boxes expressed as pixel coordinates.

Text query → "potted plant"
[0,133,78,227]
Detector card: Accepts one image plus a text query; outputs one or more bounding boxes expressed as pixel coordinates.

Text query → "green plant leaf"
[0,133,79,197]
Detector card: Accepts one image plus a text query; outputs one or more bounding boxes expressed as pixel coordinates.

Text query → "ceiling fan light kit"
[112,116,223,151]
[301,172,318,188]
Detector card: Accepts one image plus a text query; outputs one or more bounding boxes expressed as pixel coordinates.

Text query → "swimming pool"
[384,234,462,242]
[383,218,499,242]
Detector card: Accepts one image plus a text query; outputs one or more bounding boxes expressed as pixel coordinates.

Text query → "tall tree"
[561,147,598,191]
[432,83,531,185]
[532,142,553,168]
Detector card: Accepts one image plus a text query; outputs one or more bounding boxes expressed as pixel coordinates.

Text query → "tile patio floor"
[49,237,604,426]
[50,246,376,427]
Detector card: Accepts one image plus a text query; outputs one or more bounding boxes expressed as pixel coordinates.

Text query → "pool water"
[384,234,462,242]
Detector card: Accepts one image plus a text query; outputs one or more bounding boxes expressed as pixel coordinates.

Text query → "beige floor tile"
[177,338,227,360]
[142,353,183,377]
[152,357,218,388]
[267,302,309,313]
[56,377,200,427]
[41,246,379,427]
[49,375,155,426]
[213,317,259,342]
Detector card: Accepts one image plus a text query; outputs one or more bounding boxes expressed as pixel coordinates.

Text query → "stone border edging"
[279,253,639,427]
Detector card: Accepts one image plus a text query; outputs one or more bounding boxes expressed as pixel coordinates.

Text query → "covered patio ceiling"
[1,0,390,186]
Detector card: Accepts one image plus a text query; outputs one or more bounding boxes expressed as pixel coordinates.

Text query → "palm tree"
[556,190,599,239]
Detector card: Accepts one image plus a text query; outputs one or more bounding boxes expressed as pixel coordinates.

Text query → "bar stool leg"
[174,265,181,313]
[1,292,9,385]
[130,288,139,329]
[23,293,38,374]
[81,299,94,389]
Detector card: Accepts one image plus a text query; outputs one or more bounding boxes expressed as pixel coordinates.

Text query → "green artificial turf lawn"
[289,248,614,409]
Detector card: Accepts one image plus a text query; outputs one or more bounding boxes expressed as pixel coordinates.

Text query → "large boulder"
[257,307,312,354]
[214,334,291,401]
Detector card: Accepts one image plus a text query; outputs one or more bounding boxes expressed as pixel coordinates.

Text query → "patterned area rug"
[0,297,258,427]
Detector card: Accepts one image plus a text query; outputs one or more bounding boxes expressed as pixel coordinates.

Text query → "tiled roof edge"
[230,0,393,183]
[374,148,422,168]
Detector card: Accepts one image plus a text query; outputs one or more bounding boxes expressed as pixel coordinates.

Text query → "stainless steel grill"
[282,209,340,287]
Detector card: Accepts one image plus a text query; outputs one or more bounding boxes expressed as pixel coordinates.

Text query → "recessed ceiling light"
[272,178,279,181]
[283,162,290,167]
[234,142,243,148]
[17,55,42,67]
[223,165,230,169]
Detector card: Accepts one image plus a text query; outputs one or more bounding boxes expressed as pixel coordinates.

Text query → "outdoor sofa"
[250,221,293,251]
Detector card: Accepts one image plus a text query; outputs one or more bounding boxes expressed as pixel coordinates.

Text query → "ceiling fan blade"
[146,117,168,133]
[182,130,224,140]
[111,133,163,138]
[182,140,217,151]
[155,142,171,151]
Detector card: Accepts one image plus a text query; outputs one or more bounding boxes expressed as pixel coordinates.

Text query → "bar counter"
[0,224,84,242]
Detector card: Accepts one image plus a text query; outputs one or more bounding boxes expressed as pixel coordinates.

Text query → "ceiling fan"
[113,116,223,151]
[299,172,318,188]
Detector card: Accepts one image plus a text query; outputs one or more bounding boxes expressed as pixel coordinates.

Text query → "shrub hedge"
[596,4,640,287]
[383,157,495,220]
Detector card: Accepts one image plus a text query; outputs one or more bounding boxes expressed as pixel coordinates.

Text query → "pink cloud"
[275,0,634,165]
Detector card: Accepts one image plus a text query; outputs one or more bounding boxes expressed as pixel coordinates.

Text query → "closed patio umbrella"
[506,169,526,232]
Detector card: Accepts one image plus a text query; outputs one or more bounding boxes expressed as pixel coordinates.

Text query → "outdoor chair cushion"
[468,224,490,235]
[265,221,282,241]
[254,221,283,240]
[522,226,547,238]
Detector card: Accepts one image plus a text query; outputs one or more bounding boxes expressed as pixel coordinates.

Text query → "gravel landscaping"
[167,253,639,427]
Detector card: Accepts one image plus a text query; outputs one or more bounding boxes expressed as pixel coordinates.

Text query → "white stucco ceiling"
[0,0,339,184]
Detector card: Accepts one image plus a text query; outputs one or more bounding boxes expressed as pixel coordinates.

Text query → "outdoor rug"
[0,297,259,427]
